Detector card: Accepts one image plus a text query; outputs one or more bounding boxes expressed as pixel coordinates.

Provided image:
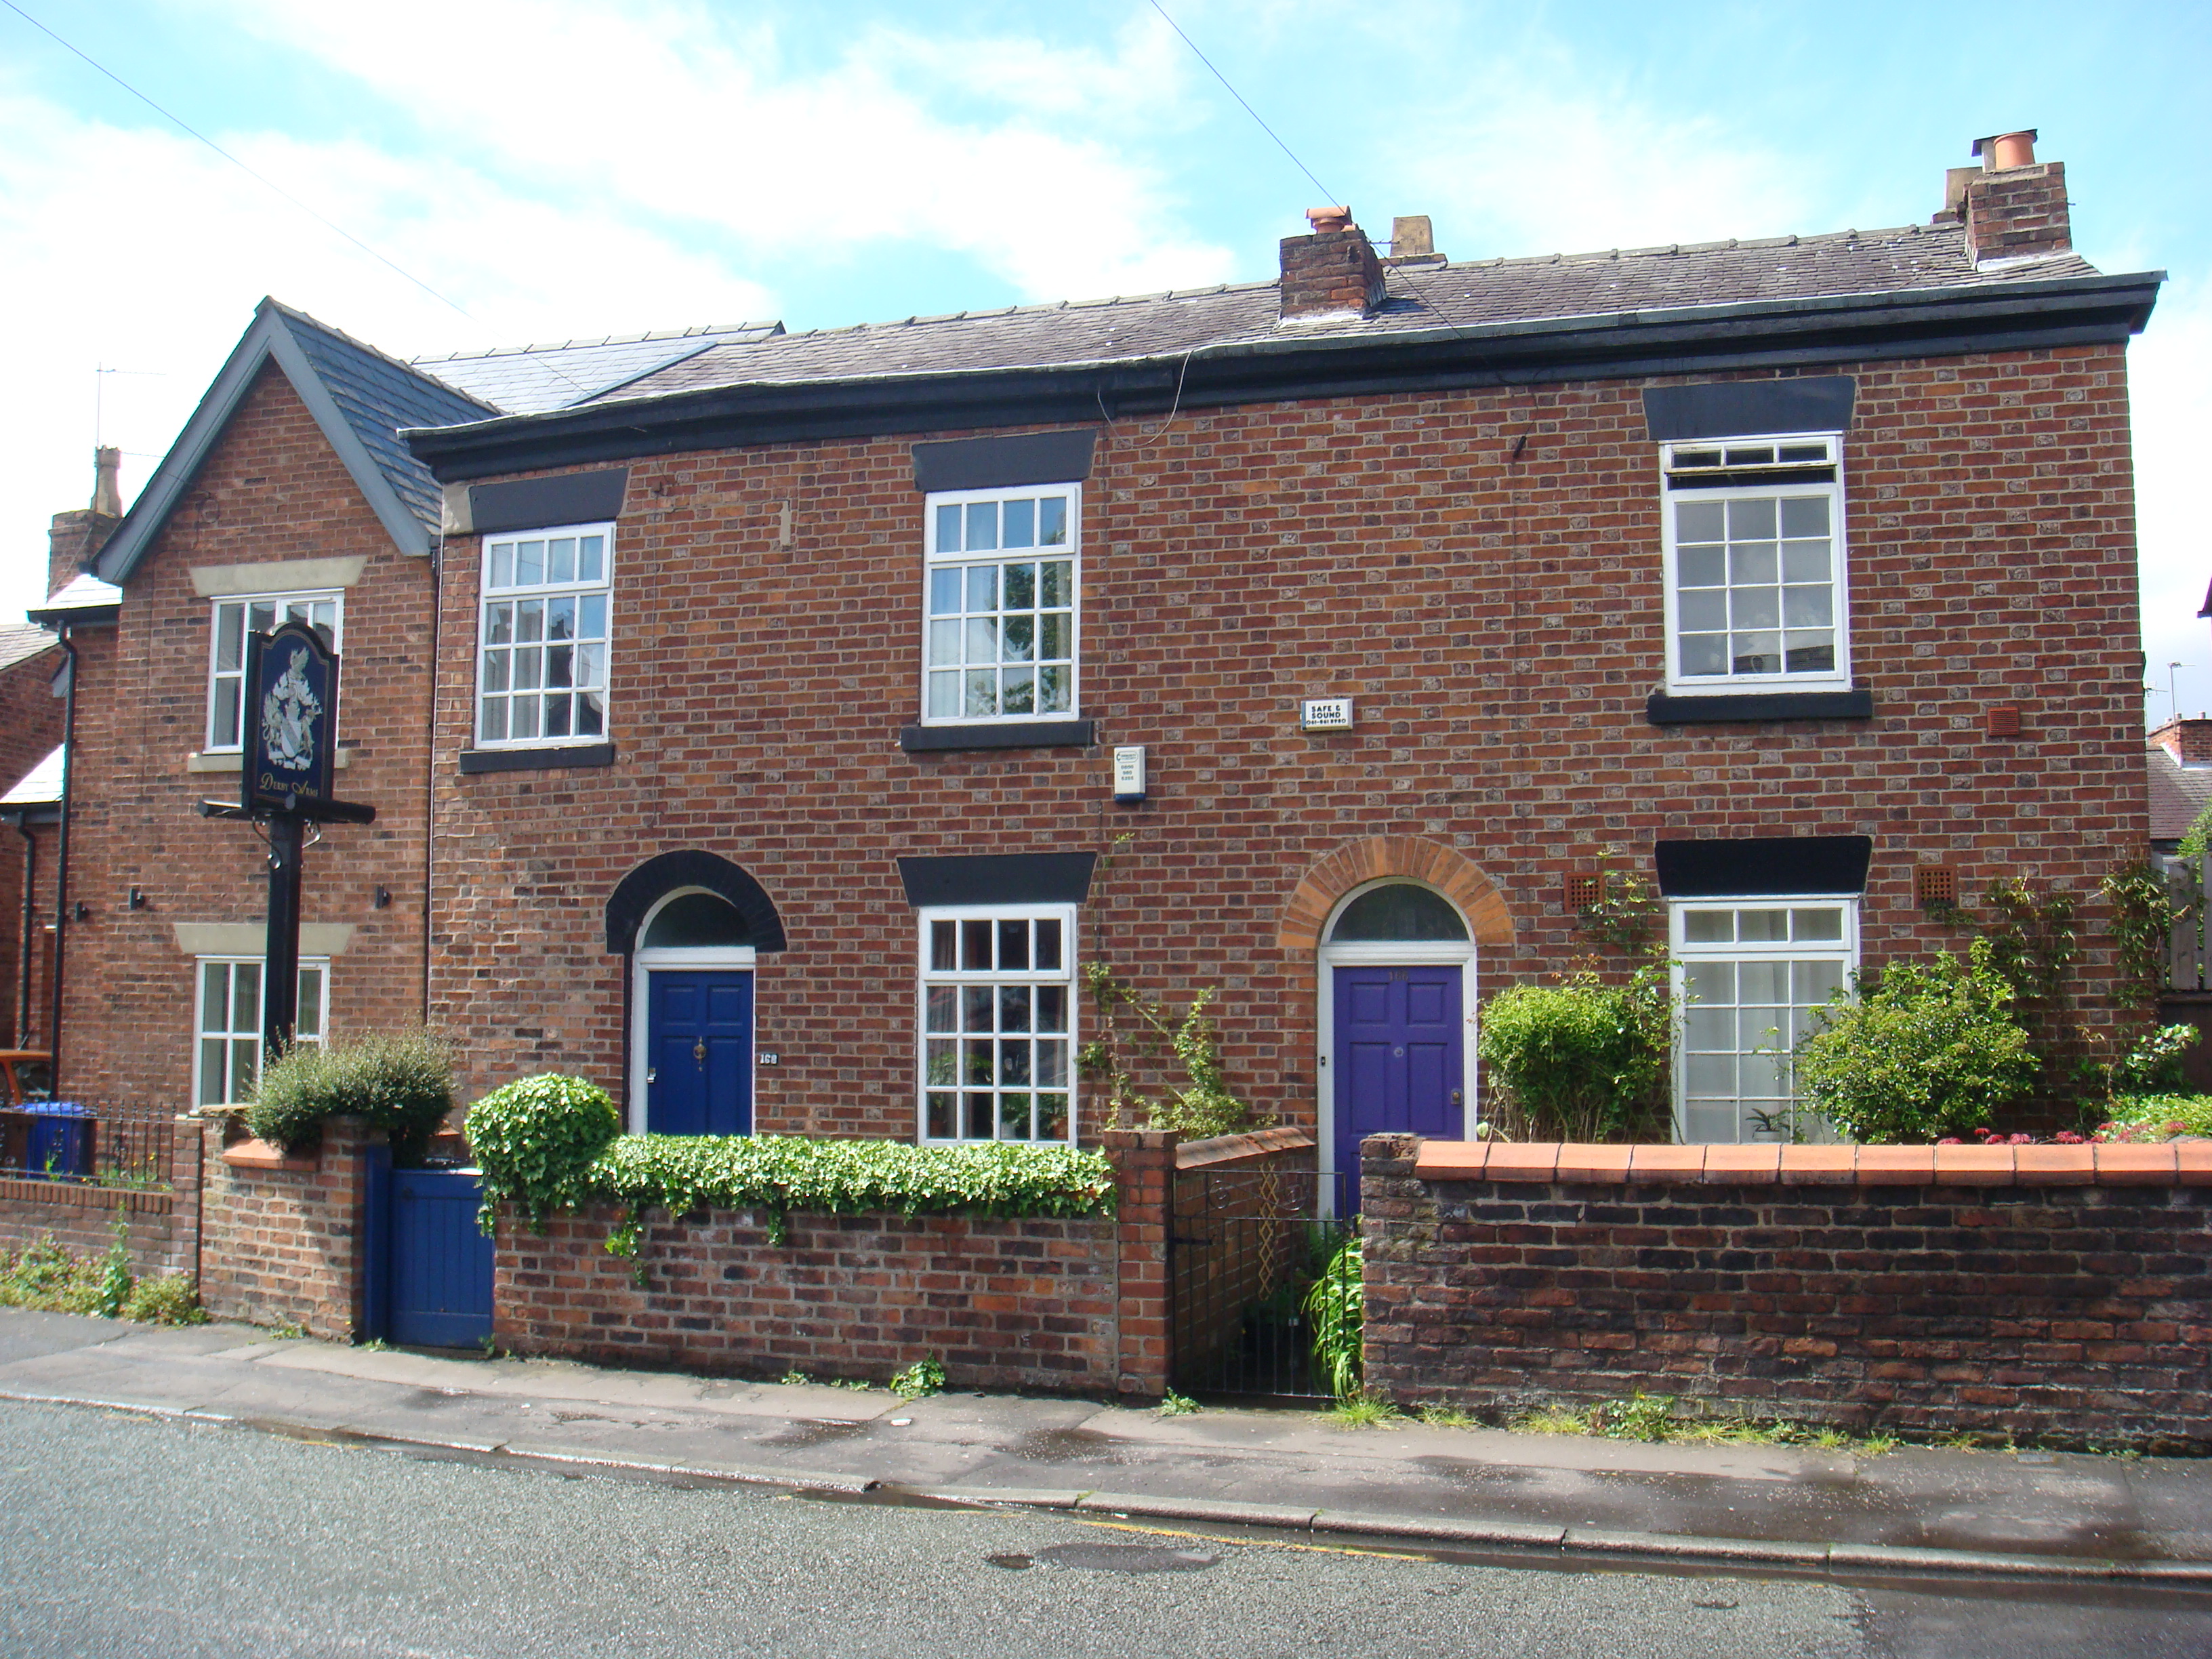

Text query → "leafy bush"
[119,1273,207,1326]
[1476,966,1671,1141]
[2102,1093,2212,1139]
[0,1233,203,1324]
[889,1357,946,1401]
[587,1134,1116,1243]
[1793,940,2039,1143]
[248,1028,454,1158]
[1080,971,1268,1140]
[1303,1235,1364,1402]
[466,1073,622,1229]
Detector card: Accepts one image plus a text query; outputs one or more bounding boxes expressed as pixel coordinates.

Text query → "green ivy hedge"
[466,1072,1118,1239]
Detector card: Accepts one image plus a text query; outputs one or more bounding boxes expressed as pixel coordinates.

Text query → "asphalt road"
[3,1401,2209,1659]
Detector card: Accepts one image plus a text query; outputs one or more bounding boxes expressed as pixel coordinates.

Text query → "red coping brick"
[1483,1143,1561,1182]
[1931,1143,2015,1185]
[1414,1141,1491,1181]
[1627,1145,1705,1183]
[1780,1145,1859,1185]
[1700,1144,1781,1185]
[2095,1143,2180,1185]
[2013,1145,2095,1186]
[1553,1143,1634,1183]
[1854,1146,1938,1186]
[2177,1144,2212,1187]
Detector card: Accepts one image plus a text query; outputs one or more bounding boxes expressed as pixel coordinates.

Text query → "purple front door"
[1333,966,1464,1193]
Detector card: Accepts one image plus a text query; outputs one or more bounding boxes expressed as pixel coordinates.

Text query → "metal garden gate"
[365,1153,495,1349]
[1168,1166,1357,1401]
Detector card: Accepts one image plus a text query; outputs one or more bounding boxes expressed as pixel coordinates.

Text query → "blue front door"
[647,970,754,1135]
[1334,966,1463,1188]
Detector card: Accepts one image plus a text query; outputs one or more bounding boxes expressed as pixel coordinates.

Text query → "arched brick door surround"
[1277,836,1515,952]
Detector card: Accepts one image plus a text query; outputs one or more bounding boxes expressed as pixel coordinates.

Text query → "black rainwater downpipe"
[50,628,77,1086]
[14,819,35,1047]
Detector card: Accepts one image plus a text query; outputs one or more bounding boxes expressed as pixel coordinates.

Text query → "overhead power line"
[1147,0,1337,206]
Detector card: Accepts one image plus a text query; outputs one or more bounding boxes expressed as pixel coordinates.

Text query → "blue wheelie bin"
[22,1101,94,1182]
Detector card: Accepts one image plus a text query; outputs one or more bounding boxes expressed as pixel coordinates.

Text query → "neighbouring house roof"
[1,744,63,808]
[402,220,2160,477]
[0,625,57,672]
[91,298,498,584]
[2150,742,2212,846]
[413,324,783,416]
[26,573,121,627]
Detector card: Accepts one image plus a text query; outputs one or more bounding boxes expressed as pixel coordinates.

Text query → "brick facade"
[424,347,2147,1136]
[55,364,430,1113]
[1361,1134,2212,1452]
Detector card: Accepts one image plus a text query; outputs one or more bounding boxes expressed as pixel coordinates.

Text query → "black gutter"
[404,271,2164,481]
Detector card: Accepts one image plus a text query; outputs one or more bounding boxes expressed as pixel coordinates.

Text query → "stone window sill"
[1645,688,1872,724]
[899,720,1095,753]
[457,742,616,775]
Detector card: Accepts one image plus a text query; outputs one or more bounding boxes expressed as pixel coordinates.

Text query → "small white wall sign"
[1301,697,1355,731]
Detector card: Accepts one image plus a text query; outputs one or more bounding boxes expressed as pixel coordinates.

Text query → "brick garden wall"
[196,1115,375,1338]
[495,1128,1179,1397]
[424,346,2148,1134]
[1362,1135,2212,1452]
[0,1115,200,1279]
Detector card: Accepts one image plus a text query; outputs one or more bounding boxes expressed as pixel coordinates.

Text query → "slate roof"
[415,325,783,416]
[0,625,57,674]
[28,573,122,623]
[273,302,497,529]
[597,222,2101,403]
[2150,743,2212,845]
[1,745,63,808]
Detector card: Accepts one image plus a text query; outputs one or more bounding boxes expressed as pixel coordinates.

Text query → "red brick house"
[27,133,2164,1181]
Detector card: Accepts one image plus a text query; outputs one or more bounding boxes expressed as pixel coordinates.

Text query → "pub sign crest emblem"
[242,619,337,813]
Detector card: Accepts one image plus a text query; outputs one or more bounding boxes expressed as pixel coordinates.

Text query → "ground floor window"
[918,905,1074,1143]
[195,957,328,1107]
[1671,900,1854,1143]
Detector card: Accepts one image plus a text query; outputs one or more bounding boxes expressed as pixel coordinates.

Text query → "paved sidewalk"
[5,1307,2211,1584]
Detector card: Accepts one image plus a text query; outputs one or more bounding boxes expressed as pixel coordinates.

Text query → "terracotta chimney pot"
[91,446,123,518]
[1305,206,1353,234]
[1975,129,2039,170]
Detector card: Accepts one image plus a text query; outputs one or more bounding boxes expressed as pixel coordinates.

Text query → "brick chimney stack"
[1280,207,1388,321]
[47,447,123,602]
[2152,714,2212,768]
[1934,129,2072,268]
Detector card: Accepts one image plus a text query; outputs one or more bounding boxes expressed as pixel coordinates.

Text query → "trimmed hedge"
[590,1134,1118,1237]
[248,1028,453,1157]
[464,1072,1118,1240]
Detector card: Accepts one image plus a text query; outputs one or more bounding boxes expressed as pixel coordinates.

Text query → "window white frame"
[1659,432,1849,695]
[921,484,1080,724]
[205,592,342,753]
[1313,880,1481,1214]
[1670,897,1858,1144]
[193,956,329,1108]
[625,888,758,1136]
[916,903,1077,1143]
[476,520,613,749]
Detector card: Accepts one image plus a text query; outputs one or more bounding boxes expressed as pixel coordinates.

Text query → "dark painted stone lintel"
[457,742,617,774]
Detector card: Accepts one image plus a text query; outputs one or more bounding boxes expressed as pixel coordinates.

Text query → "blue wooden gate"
[365,1154,494,1349]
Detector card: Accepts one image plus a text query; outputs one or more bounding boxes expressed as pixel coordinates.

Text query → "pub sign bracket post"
[194,620,375,1065]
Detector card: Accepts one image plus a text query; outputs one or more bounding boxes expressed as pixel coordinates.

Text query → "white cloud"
[195,0,1237,302]
[0,82,771,623]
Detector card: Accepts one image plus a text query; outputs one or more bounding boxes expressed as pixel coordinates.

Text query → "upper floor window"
[478,523,611,747]
[207,594,340,752]
[923,485,1078,723]
[1671,899,1854,1144]
[1660,435,1847,694]
[918,905,1075,1143]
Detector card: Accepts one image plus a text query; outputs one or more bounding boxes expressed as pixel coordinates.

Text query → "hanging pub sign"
[241,619,338,815]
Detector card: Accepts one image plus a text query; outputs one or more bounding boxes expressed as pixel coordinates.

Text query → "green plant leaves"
[247,1028,455,1156]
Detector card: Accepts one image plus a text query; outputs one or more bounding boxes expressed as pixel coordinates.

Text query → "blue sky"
[4,0,2206,716]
